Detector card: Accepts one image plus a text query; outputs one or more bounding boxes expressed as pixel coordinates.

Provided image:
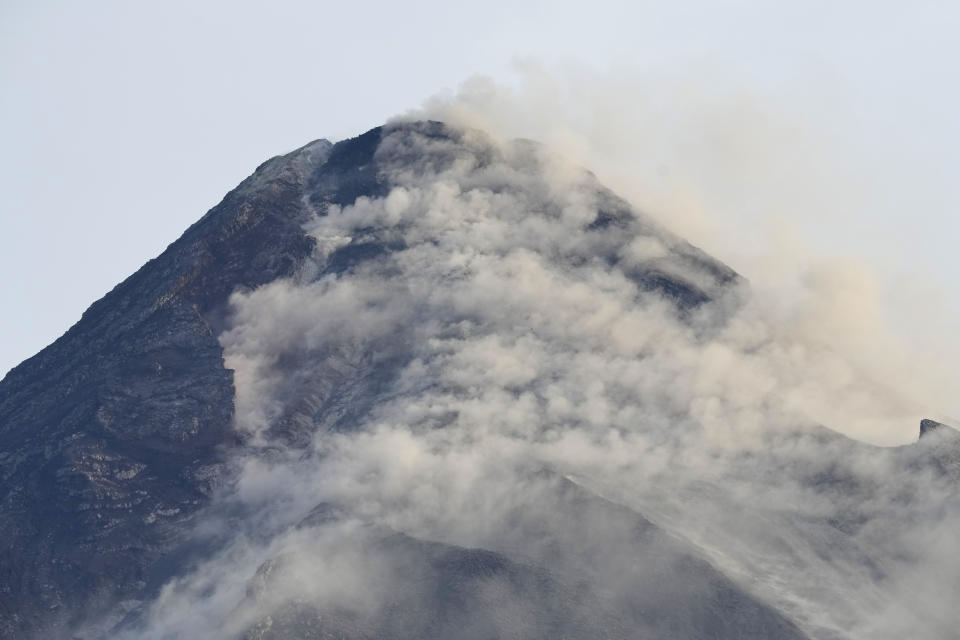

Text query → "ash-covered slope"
[1,121,956,640]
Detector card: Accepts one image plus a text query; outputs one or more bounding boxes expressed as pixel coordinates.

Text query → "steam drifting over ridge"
[110,122,958,639]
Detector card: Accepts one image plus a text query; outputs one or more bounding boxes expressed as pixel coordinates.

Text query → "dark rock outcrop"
[919,418,957,439]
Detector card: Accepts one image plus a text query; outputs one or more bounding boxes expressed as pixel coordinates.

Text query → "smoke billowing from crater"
[101,121,960,640]
[414,66,960,442]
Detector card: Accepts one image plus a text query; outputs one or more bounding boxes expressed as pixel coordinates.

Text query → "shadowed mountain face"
[1,122,957,640]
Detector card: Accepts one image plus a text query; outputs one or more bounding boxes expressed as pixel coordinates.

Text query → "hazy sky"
[1,0,958,384]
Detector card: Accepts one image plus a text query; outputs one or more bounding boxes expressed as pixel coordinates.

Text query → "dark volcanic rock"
[0,137,337,637]
[919,418,957,439]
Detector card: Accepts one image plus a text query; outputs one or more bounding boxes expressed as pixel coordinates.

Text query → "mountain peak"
[920,418,958,439]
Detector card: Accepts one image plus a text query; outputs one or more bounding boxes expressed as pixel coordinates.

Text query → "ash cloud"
[413,63,960,443]
[110,119,958,640]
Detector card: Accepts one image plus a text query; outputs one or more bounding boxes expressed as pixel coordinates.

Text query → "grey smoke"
[109,122,958,640]
[414,66,960,442]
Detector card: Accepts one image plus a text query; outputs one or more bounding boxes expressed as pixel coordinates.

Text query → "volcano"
[1,121,957,640]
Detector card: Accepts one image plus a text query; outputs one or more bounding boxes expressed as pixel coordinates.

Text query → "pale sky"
[1,0,958,386]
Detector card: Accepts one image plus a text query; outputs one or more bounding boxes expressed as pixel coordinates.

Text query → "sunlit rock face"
[1,122,956,640]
